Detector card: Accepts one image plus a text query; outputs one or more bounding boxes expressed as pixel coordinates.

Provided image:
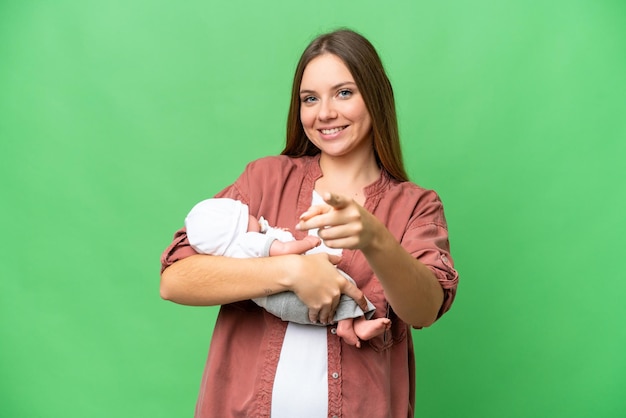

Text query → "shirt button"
[330,328,337,335]
[331,372,339,379]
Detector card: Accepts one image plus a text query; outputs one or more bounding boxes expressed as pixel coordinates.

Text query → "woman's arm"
[297,193,446,328]
[359,225,444,327]
[160,251,369,324]
[161,254,293,306]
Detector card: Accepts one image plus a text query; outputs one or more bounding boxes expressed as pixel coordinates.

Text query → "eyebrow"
[299,81,357,95]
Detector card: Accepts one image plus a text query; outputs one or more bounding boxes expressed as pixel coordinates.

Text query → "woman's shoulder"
[380,173,441,203]
[243,154,316,174]
[380,176,447,221]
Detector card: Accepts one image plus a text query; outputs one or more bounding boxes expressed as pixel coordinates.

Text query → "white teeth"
[320,127,344,135]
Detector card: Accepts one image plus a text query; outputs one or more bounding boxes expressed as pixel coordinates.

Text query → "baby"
[184,197,391,348]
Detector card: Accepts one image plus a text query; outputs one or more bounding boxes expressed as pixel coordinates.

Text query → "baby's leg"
[352,317,391,346]
[336,317,391,348]
[336,318,360,347]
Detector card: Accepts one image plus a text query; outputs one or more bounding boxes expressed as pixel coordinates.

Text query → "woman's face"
[299,54,373,160]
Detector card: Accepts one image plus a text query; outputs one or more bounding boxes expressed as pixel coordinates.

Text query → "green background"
[1,0,624,417]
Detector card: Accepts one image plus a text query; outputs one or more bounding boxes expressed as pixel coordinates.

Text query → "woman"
[160,28,458,418]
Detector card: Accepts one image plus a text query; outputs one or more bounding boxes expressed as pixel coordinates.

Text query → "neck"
[316,152,381,203]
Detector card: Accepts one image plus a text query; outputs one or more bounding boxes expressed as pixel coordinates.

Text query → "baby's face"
[247,215,261,233]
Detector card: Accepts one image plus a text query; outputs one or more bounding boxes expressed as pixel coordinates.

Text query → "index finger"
[341,280,369,313]
[298,204,330,222]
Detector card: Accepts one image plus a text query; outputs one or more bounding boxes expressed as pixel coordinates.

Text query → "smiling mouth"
[319,126,347,135]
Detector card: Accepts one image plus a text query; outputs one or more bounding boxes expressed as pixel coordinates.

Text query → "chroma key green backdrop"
[1,1,624,417]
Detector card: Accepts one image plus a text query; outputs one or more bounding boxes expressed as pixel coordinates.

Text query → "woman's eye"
[301,96,317,104]
[338,89,352,98]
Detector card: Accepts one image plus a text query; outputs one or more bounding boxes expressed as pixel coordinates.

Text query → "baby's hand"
[302,235,322,248]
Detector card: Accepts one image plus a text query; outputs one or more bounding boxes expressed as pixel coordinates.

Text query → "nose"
[317,99,337,121]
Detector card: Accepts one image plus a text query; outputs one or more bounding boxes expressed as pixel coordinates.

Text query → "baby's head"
[185,198,252,255]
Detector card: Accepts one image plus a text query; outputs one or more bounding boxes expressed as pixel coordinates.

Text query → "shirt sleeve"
[227,232,276,258]
[401,190,459,321]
